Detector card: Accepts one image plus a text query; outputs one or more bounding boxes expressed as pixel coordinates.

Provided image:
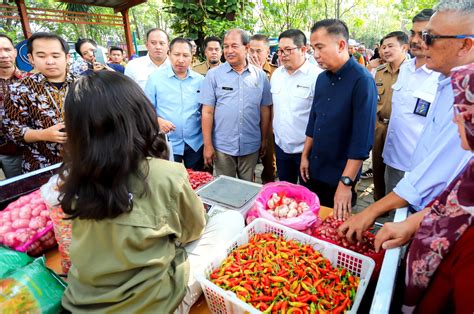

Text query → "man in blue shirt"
[200,29,272,182]
[145,38,205,170]
[339,2,474,242]
[300,19,377,219]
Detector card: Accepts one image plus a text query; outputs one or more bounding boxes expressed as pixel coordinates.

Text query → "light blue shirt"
[199,62,272,156]
[144,67,204,155]
[383,58,440,172]
[393,75,473,210]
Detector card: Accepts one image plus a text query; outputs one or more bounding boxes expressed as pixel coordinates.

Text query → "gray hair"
[434,0,474,14]
[224,29,250,45]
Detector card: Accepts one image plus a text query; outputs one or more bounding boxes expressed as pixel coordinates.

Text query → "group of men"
[0,0,473,235]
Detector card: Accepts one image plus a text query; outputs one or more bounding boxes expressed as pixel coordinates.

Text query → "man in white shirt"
[271,29,323,184]
[125,28,171,90]
[382,9,440,193]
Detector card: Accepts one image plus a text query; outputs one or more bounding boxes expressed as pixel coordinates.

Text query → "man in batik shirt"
[3,32,76,173]
[0,34,27,178]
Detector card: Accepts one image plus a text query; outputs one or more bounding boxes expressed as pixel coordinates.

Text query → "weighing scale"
[196,176,262,217]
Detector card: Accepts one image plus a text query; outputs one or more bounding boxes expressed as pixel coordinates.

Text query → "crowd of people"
[0,0,473,312]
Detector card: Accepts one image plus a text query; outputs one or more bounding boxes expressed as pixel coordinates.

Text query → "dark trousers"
[174,143,204,171]
[307,179,357,208]
[274,143,306,186]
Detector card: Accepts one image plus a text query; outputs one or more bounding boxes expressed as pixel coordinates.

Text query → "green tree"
[163,0,255,53]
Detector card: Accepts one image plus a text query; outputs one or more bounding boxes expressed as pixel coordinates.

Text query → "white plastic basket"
[195,218,375,314]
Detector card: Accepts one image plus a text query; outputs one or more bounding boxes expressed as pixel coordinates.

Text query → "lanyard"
[44,83,69,121]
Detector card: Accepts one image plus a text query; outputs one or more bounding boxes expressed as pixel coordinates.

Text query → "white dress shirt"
[124,54,170,90]
[271,60,323,154]
[383,58,440,172]
[393,75,473,210]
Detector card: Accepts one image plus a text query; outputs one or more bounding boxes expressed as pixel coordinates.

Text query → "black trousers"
[307,179,357,208]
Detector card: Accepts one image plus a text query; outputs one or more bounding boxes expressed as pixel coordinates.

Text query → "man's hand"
[374,220,417,252]
[43,123,67,143]
[259,139,267,158]
[300,156,310,182]
[333,183,352,220]
[338,209,377,242]
[248,54,263,69]
[203,144,215,167]
[157,118,176,134]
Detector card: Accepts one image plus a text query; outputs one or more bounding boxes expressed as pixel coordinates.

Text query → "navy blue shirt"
[81,63,125,75]
[305,57,376,186]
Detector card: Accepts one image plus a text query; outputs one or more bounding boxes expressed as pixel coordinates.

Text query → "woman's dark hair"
[74,38,97,56]
[59,71,168,220]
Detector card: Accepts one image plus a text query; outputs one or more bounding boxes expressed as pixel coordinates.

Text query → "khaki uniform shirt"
[62,158,206,313]
[375,62,403,126]
[263,61,277,80]
[192,60,220,76]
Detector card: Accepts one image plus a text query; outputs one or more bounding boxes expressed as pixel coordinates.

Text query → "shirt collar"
[167,66,199,79]
[35,70,75,85]
[146,54,169,68]
[281,59,311,76]
[223,61,252,74]
[327,56,354,78]
[438,74,451,87]
[407,58,433,75]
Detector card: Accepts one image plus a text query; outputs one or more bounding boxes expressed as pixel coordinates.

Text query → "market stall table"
[45,206,333,313]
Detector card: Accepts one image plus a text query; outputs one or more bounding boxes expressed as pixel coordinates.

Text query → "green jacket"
[62,158,206,313]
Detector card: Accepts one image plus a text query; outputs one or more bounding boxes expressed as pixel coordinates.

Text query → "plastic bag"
[41,175,72,274]
[0,246,34,278]
[0,256,66,314]
[246,182,321,231]
[0,190,56,256]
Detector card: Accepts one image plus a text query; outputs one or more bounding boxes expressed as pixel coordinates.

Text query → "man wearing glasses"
[382,9,440,195]
[301,19,377,216]
[271,29,323,185]
[340,0,474,242]
[200,29,272,182]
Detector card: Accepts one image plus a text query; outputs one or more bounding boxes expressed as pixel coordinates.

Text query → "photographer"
[74,38,125,74]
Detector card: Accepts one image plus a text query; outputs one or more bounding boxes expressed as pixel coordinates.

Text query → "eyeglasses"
[276,47,300,56]
[422,31,474,46]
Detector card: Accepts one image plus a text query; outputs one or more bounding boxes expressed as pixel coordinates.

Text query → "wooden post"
[15,0,32,38]
[121,9,134,58]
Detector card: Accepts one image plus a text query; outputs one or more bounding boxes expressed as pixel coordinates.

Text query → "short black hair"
[278,29,306,47]
[412,9,434,23]
[310,19,349,42]
[75,38,97,56]
[224,29,250,45]
[0,33,14,46]
[250,34,269,45]
[169,37,192,53]
[146,28,169,42]
[109,46,123,54]
[27,32,69,55]
[382,31,409,46]
[203,36,222,49]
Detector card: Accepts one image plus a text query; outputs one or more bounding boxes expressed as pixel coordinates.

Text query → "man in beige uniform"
[372,31,408,201]
[249,34,277,183]
[193,36,222,76]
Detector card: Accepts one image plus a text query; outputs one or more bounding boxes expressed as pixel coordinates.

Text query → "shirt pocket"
[291,85,312,99]
[112,211,164,229]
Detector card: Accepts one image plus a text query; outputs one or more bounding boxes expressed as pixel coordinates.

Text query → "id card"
[413,98,431,117]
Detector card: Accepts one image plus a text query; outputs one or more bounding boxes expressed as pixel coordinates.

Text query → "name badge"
[296,84,309,89]
[222,86,233,91]
[413,98,431,117]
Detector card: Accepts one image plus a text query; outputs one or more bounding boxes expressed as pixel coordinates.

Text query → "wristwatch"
[340,176,355,187]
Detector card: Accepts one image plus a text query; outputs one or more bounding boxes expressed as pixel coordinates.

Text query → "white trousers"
[175,210,245,313]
